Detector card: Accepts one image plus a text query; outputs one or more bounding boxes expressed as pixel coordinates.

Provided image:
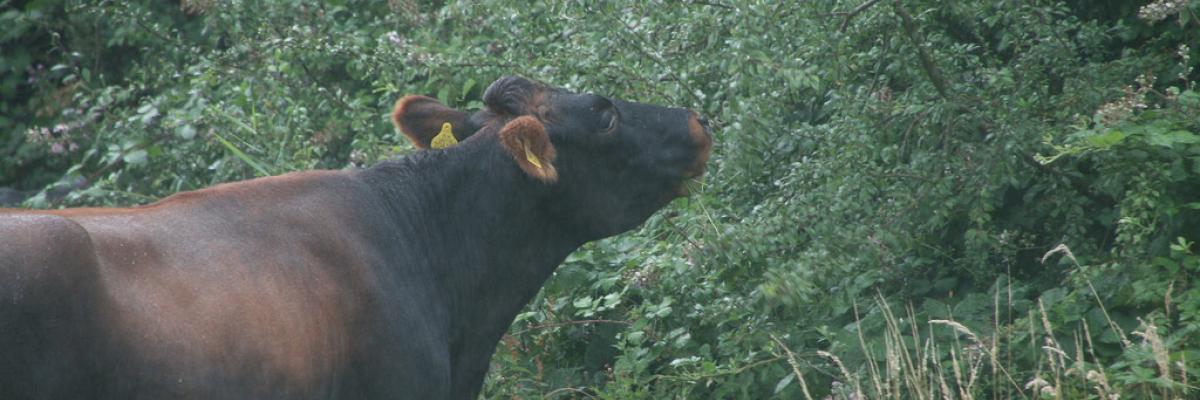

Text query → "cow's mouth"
[675,113,712,197]
[669,179,695,198]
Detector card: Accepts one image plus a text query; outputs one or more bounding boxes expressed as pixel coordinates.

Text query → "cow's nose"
[685,110,713,178]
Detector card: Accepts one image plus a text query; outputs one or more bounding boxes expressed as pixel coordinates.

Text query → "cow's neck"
[363,141,582,358]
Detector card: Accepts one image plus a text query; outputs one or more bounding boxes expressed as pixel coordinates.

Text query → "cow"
[0,76,712,399]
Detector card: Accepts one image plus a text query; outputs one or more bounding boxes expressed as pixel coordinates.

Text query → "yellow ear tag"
[522,141,543,169]
[430,122,458,149]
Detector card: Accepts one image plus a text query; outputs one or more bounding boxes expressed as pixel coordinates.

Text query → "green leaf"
[1086,130,1127,148]
[1144,130,1197,147]
[602,292,621,308]
[123,149,148,165]
[176,124,197,140]
[774,373,794,394]
[573,296,594,309]
[210,132,270,176]
[1178,90,1200,107]
[673,332,691,348]
[437,86,450,105]
[139,106,160,125]
[626,330,645,344]
[461,78,476,100]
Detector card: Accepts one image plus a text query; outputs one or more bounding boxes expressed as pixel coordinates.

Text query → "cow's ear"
[499,116,557,183]
[392,95,473,149]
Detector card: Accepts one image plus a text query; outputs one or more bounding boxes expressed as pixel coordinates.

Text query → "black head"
[392,76,712,240]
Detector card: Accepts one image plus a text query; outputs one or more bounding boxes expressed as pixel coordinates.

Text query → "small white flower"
[1139,0,1189,23]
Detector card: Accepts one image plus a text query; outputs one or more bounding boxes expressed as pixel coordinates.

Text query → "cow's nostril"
[698,116,709,129]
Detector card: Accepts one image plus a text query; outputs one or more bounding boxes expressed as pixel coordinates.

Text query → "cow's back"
[0,170,460,398]
[68,172,378,398]
[2,171,454,399]
[0,213,106,399]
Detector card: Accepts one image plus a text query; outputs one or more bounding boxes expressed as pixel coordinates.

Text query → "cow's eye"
[602,111,618,132]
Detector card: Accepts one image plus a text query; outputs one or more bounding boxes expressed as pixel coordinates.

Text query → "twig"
[1017,153,1116,208]
[689,0,733,9]
[770,333,815,400]
[662,214,703,251]
[267,24,353,111]
[294,57,351,109]
[839,0,886,33]
[59,134,170,206]
[892,1,950,100]
[119,2,178,45]
[511,319,633,336]
[543,387,597,399]
[605,12,704,108]
[652,355,784,382]
[449,61,519,69]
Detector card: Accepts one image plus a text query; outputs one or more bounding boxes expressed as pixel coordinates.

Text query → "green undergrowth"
[4,0,1200,398]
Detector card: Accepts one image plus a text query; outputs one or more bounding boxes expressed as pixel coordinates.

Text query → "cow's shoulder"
[0,213,103,315]
[0,213,106,400]
[0,212,98,274]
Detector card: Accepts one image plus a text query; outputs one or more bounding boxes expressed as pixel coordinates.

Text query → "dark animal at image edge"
[0,76,713,399]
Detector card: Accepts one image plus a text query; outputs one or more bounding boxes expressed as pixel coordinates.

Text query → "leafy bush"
[4,0,1200,398]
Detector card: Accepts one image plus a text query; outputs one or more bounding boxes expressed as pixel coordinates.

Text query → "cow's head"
[392,76,712,240]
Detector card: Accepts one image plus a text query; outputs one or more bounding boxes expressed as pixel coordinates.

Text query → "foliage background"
[3,0,1200,398]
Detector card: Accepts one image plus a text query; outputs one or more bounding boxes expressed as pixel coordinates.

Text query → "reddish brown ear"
[499,116,557,183]
[391,95,471,149]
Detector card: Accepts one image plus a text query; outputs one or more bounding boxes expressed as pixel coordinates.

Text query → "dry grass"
[792,279,1193,400]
